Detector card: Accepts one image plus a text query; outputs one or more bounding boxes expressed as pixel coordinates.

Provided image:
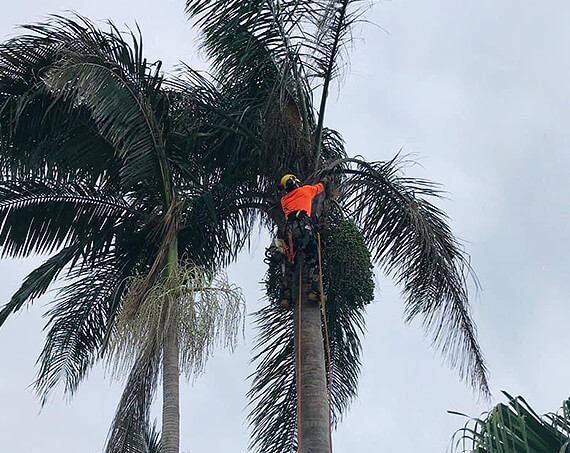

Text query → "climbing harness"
[286,211,315,251]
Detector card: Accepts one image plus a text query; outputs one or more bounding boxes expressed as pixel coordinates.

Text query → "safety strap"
[316,232,333,453]
[286,233,295,263]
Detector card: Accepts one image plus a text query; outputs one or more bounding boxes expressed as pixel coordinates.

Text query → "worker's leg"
[303,235,322,301]
[280,260,294,309]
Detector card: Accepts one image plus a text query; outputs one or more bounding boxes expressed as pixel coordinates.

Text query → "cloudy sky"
[1,1,570,452]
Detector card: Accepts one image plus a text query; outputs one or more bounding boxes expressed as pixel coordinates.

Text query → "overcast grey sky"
[1,1,570,452]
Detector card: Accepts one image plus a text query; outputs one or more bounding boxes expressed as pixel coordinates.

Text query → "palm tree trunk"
[162,241,180,453]
[295,256,331,453]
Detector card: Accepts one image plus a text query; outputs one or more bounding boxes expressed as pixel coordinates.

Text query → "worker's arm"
[309,182,325,196]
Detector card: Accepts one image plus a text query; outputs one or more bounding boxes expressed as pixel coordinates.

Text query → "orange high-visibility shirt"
[281,183,324,219]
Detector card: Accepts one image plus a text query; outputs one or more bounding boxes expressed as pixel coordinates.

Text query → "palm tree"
[450,392,570,453]
[0,16,249,453]
[182,1,491,452]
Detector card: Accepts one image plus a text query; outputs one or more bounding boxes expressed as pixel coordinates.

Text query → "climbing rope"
[317,232,333,453]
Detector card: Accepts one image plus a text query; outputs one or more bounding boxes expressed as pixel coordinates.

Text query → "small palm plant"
[450,392,570,453]
[0,15,248,453]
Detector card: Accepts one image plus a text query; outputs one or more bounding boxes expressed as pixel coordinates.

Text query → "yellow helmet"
[280,174,300,190]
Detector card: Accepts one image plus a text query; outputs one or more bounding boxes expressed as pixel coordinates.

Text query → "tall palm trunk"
[162,240,180,453]
[294,256,331,453]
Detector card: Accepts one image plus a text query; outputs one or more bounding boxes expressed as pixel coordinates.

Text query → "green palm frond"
[35,250,141,402]
[42,46,165,192]
[322,156,489,396]
[185,0,304,78]
[0,242,81,327]
[0,15,169,193]
[0,178,134,258]
[105,343,161,453]
[45,59,163,191]
[450,392,570,453]
[248,303,297,453]
[319,128,348,162]
[143,421,162,453]
[0,18,120,180]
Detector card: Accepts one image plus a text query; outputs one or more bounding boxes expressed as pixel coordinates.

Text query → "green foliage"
[1,5,490,453]
[143,422,162,453]
[0,15,253,453]
[450,392,570,453]
[322,215,374,309]
[321,215,374,424]
[327,156,489,397]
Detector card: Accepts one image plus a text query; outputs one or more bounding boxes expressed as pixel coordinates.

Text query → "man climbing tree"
[279,174,329,307]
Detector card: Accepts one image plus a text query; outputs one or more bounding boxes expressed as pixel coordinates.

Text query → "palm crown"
[182,0,489,451]
[0,15,248,453]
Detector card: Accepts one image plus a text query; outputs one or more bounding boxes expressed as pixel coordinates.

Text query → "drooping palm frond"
[248,302,297,453]
[143,421,162,453]
[0,243,80,327]
[248,215,374,453]
[35,25,167,193]
[35,249,143,402]
[320,156,489,396]
[0,16,149,182]
[0,179,134,258]
[0,178,141,328]
[450,392,570,453]
[105,342,161,453]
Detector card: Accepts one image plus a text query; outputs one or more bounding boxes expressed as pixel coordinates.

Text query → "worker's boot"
[306,268,326,303]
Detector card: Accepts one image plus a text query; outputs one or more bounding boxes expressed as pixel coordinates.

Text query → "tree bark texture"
[162,308,180,453]
[295,256,331,453]
[162,241,180,453]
